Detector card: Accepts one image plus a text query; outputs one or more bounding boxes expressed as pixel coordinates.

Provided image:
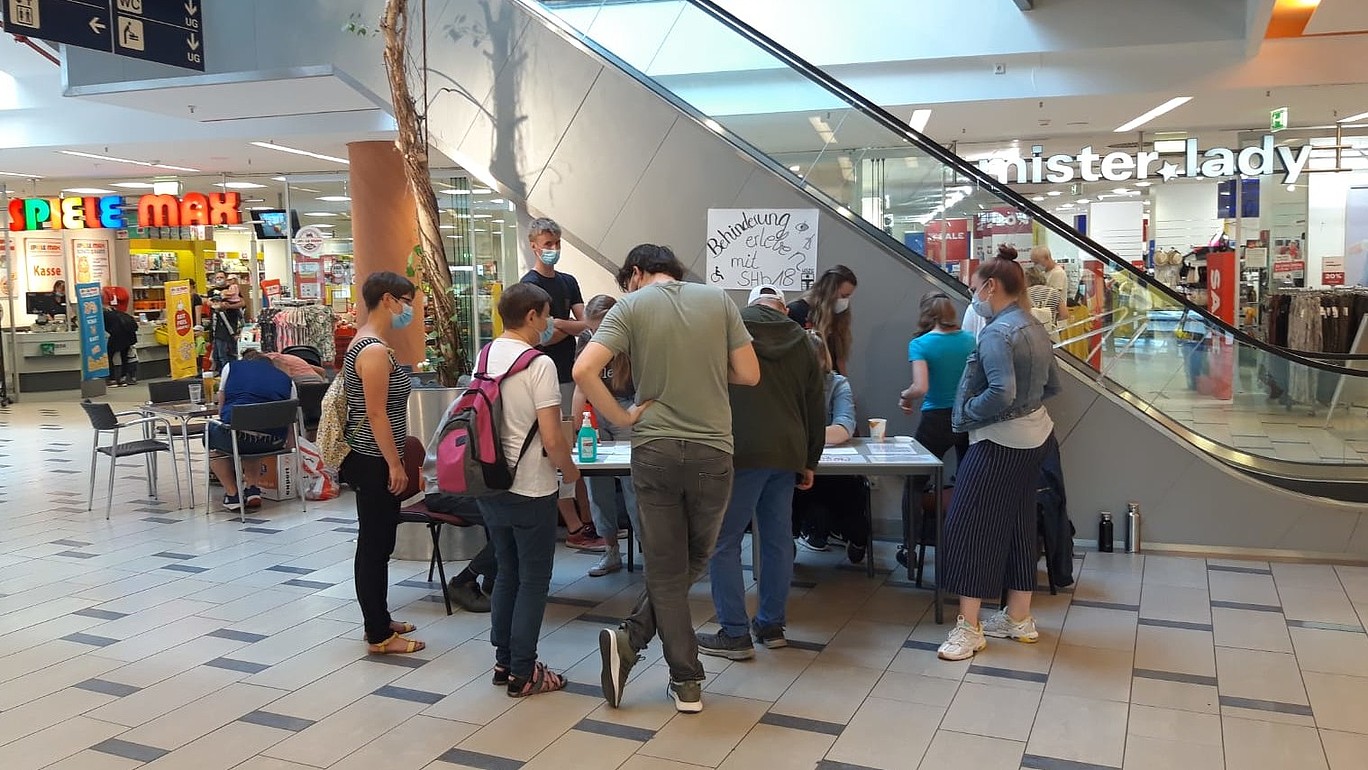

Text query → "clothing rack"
[257,305,337,361]
[1261,288,1368,407]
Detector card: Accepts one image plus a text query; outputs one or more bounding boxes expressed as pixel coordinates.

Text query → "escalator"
[60,0,1368,549]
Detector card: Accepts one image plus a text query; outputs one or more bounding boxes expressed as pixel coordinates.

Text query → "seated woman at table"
[209,349,294,510]
[792,331,869,563]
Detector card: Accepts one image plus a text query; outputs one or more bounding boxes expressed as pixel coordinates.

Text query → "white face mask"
[834,297,851,314]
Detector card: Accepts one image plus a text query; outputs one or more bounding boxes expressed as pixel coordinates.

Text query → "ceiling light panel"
[1115,97,1192,133]
[250,141,349,165]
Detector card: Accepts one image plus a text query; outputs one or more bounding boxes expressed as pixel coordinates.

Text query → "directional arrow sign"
[2,0,114,54]
[110,0,205,71]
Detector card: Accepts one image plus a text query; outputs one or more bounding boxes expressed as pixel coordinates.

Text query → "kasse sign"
[979,135,1313,186]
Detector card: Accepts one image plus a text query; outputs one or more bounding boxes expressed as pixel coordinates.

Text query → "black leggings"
[342,452,400,644]
[915,408,968,466]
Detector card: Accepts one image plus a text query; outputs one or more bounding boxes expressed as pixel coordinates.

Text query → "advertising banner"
[1202,250,1238,400]
[75,282,109,380]
[73,239,110,285]
[1322,256,1346,287]
[704,209,819,291]
[925,218,971,263]
[0,237,10,298]
[165,280,197,379]
[25,238,64,293]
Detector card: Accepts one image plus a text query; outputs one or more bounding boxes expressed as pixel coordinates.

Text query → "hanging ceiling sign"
[7,192,241,232]
[979,136,1313,187]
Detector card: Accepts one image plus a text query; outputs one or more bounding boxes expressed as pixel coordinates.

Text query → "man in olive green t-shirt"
[574,244,759,714]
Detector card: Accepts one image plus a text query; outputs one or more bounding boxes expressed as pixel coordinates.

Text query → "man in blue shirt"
[209,349,294,510]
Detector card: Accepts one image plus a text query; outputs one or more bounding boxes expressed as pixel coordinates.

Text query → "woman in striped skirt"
[937,253,1062,661]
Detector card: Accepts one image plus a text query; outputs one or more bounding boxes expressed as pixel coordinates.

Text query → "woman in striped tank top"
[341,272,421,655]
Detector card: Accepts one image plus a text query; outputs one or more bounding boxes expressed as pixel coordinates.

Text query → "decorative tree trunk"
[380,0,467,383]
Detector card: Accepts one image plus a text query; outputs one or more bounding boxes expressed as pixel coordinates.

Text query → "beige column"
[348,140,424,366]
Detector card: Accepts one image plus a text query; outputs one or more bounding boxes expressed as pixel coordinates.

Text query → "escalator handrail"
[671,0,1368,375]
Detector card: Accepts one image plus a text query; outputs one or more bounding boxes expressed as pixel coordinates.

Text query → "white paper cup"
[868,418,888,442]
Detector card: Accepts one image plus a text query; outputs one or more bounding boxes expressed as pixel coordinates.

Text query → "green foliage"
[343,12,375,37]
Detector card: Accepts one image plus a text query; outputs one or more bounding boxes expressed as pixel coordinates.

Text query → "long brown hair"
[803,264,857,367]
[584,294,632,395]
[915,291,960,336]
[806,330,832,378]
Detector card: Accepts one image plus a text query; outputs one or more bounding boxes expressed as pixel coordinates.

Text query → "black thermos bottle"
[1098,513,1115,553]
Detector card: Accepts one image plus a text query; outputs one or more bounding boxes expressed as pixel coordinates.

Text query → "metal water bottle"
[1098,513,1114,553]
[1125,502,1142,553]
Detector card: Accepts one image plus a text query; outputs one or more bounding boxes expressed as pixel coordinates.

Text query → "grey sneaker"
[751,620,788,649]
[588,550,622,577]
[937,615,987,661]
[667,679,703,713]
[696,629,755,660]
[981,609,1040,643]
[599,627,640,708]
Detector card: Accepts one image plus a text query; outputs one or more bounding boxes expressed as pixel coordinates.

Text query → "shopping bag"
[298,436,339,500]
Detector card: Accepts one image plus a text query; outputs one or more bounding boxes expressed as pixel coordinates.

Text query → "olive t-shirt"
[591,281,751,454]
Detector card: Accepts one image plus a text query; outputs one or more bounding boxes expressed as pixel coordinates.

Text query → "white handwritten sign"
[705,209,818,291]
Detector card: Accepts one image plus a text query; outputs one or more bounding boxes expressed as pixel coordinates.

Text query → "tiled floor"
[2,394,1368,769]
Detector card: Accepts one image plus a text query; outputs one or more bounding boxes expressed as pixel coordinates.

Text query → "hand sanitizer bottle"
[576,411,598,463]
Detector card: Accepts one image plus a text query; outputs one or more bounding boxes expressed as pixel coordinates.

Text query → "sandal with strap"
[368,632,425,655]
[506,661,566,698]
[391,621,417,634]
[491,665,510,687]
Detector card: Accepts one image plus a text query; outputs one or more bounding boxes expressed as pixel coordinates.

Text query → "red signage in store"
[8,192,241,232]
[925,218,971,262]
[1206,249,1238,325]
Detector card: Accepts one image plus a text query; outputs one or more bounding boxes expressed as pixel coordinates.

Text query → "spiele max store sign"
[979,135,1314,186]
[7,192,243,232]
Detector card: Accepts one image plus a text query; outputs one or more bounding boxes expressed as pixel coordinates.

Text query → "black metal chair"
[295,381,329,441]
[205,398,303,521]
[395,436,484,615]
[81,400,182,520]
[148,379,208,435]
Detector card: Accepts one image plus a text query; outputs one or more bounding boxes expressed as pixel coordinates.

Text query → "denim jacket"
[952,303,1061,433]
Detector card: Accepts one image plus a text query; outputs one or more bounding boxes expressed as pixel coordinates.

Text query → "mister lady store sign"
[979,135,1314,186]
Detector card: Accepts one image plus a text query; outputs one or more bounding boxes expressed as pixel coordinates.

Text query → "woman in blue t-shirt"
[900,292,976,464]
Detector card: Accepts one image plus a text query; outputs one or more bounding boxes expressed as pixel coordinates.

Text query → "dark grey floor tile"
[1071,600,1140,612]
[545,595,598,608]
[267,565,314,575]
[435,748,524,769]
[50,469,81,474]
[162,563,209,573]
[90,738,169,763]
[54,550,98,559]
[816,761,884,770]
[758,711,846,736]
[74,678,141,697]
[242,527,283,534]
[968,664,1049,684]
[1133,668,1218,687]
[902,639,940,652]
[318,516,356,524]
[73,608,129,621]
[786,639,828,652]
[1021,756,1119,770]
[573,614,624,626]
[207,629,269,643]
[396,579,438,589]
[241,517,270,525]
[372,684,445,705]
[333,526,361,534]
[573,718,655,743]
[1219,695,1314,716]
[238,710,317,732]
[365,654,428,669]
[203,657,270,674]
[282,579,334,590]
[151,551,196,560]
[1286,619,1363,633]
[1137,617,1213,632]
[50,538,91,547]
[61,632,119,647]
[1211,600,1282,613]
[1207,563,1272,575]
[561,681,601,698]
[142,516,182,524]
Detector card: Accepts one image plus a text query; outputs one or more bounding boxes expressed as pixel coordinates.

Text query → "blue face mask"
[971,291,994,319]
[392,300,415,330]
[538,314,556,345]
[539,249,560,266]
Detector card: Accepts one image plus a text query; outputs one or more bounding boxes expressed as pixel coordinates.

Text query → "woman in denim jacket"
[937,251,1061,662]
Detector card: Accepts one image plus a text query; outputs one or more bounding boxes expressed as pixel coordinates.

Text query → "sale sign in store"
[165,280,197,379]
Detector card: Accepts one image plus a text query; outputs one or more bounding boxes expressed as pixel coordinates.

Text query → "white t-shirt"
[962,306,987,340]
[970,406,1054,449]
[484,337,561,498]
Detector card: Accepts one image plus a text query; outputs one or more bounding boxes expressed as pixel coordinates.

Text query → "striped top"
[342,336,411,459]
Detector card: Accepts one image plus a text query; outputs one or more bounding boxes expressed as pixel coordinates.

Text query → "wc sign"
[979,135,1313,186]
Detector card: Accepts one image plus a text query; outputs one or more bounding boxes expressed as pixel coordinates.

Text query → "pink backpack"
[434,344,546,496]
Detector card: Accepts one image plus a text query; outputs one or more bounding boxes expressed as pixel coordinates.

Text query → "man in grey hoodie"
[698,284,825,659]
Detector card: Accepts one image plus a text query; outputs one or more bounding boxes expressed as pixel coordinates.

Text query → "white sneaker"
[981,609,1040,643]
[937,616,987,661]
[588,551,622,577]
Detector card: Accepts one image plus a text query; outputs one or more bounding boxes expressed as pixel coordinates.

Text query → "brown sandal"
[368,632,425,655]
[507,661,565,698]
[390,621,416,634]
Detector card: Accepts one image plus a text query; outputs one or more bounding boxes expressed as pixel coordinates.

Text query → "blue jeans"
[708,468,796,638]
[586,407,639,546]
[478,491,558,679]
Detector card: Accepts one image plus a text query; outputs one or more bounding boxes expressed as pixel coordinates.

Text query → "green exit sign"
[1271,107,1289,132]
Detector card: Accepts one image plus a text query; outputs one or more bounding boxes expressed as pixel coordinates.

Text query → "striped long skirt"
[940,438,1049,601]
